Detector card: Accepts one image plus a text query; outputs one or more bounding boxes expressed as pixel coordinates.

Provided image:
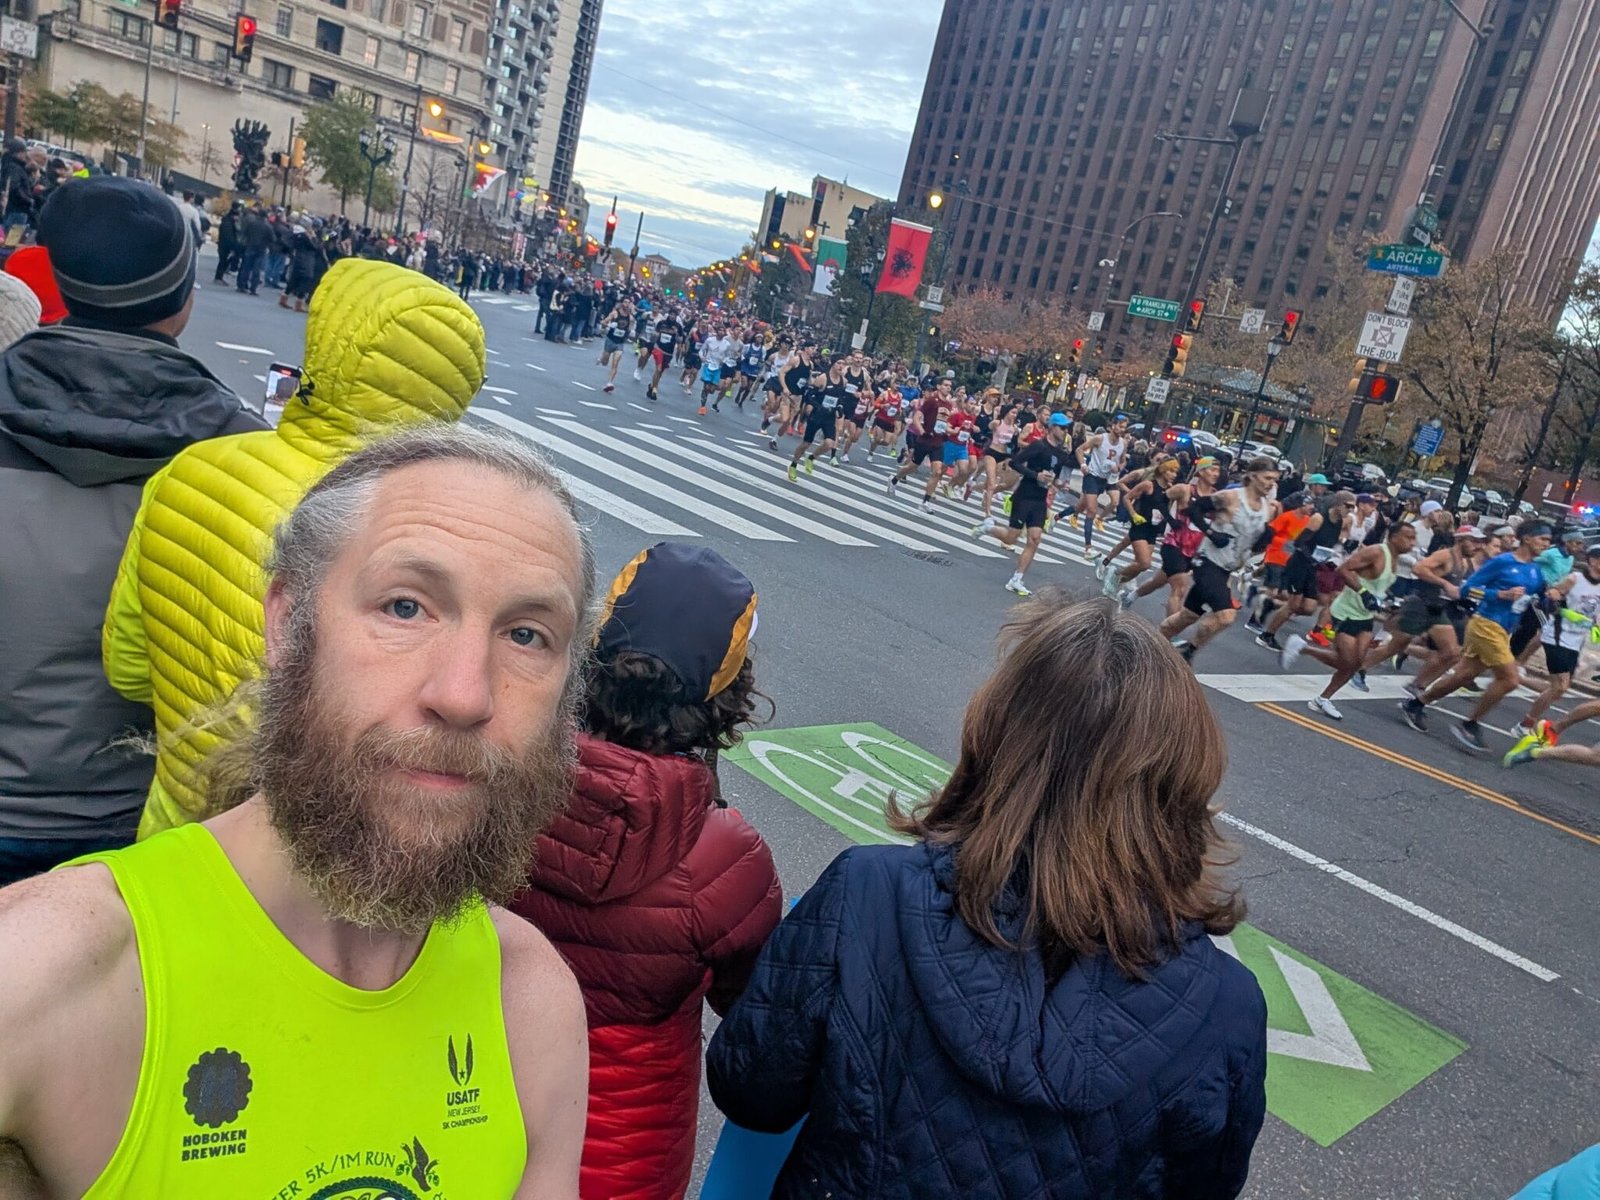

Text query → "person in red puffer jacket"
[512,541,782,1200]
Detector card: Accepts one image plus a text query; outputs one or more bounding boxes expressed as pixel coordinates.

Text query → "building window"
[162,28,198,56]
[308,74,337,99]
[404,49,420,79]
[263,59,295,90]
[273,5,292,35]
[110,10,148,41]
[369,0,386,18]
[408,4,429,37]
[444,64,460,93]
[452,17,467,48]
[315,18,344,54]
[362,34,379,66]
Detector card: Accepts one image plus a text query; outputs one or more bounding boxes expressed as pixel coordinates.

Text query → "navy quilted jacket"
[706,842,1268,1199]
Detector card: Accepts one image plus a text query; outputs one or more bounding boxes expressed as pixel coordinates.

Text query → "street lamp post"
[1237,336,1286,453]
[395,77,442,237]
[358,128,397,230]
[912,180,966,371]
[1096,210,1185,304]
[1155,88,1272,337]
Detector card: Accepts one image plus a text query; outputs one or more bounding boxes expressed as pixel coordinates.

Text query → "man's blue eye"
[389,598,421,619]
[509,627,544,648]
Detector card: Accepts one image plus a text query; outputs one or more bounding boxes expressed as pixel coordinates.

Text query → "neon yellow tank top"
[72,821,526,1199]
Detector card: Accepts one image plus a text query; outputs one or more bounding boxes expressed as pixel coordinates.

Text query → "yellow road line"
[1258,702,1600,848]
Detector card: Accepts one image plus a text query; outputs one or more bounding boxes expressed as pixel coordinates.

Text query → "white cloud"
[570,0,941,267]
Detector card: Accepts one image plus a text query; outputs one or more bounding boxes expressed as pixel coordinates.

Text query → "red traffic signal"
[232,13,257,59]
[1280,309,1301,345]
[1185,298,1206,333]
[1164,333,1193,379]
[156,0,182,28]
[1068,337,1084,367]
[603,210,618,247]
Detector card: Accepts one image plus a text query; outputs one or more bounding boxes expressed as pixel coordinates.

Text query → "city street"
[185,276,1599,1199]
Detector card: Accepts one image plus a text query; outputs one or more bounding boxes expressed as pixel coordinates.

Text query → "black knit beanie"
[37,177,196,328]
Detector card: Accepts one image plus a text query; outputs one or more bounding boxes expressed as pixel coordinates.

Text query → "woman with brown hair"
[708,595,1267,1200]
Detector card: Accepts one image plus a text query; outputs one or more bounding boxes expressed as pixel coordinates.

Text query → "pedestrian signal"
[1355,364,1400,404]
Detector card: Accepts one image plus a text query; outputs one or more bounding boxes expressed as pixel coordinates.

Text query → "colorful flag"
[877,219,933,297]
[785,242,814,274]
[471,164,505,196]
[812,236,848,295]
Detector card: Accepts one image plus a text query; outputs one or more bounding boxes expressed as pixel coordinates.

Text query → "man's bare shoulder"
[488,905,581,1015]
[0,863,134,999]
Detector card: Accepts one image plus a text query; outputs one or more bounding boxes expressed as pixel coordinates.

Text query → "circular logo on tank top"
[183,1046,253,1128]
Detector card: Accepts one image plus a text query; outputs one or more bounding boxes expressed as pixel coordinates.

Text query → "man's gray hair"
[268,423,598,650]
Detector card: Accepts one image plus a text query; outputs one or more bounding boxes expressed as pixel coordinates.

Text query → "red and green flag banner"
[877,219,933,297]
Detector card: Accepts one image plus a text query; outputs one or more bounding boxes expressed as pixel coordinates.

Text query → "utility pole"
[135,20,156,177]
[626,210,643,279]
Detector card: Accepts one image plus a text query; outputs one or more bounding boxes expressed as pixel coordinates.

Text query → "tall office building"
[524,0,598,206]
[898,0,1600,341]
[29,0,495,205]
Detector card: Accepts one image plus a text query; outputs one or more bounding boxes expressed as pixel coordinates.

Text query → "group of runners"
[586,313,1600,774]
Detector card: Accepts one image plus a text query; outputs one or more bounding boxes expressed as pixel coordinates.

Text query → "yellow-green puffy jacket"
[103,259,487,838]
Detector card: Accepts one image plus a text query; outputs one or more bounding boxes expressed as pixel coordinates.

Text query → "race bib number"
[844,383,859,395]
[822,395,838,410]
[957,430,970,443]
[933,420,949,434]
[1312,546,1337,563]
[885,405,899,417]
[658,334,674,346]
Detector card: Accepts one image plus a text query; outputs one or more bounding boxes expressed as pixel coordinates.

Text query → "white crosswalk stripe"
[468,411,696,537]
[470,407,1155,566]
[542,420,873,547]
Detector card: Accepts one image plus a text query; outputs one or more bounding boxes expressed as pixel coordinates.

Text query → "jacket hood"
[530,735,713,905]
[0,325,250,485]
[896,842,1225,1115]
[280,259,486,460]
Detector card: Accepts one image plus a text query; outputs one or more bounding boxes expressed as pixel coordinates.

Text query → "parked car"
[1478,488,1510,517]
[1188,429,1222,452]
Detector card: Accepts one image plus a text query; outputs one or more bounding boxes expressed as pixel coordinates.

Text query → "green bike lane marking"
[724,722,1466,1147]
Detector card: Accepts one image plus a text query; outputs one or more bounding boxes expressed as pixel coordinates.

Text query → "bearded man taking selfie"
[0,425,596,1199]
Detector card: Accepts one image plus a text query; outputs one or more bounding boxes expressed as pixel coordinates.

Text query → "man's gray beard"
[254,610,576,935]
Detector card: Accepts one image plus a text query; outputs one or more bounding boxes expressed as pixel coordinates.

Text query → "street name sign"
[0,16,37,57]
[918,300,944,313]
[726,722,1467,1148]
[1356,311,1412,363]
[1413,423,1444,456]
[1087,310,1106,331]
[1145,377,1171,403]
[1128,294,1181,322]
[1367,243,1446,278]
[1386,276,1416,317]
[1240,308,1266,334]
[924,285,944,305]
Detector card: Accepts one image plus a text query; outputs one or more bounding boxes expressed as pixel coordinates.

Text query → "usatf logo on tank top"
[168,1031,500,1198]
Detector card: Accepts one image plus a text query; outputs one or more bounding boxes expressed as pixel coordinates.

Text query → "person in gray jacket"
[0,176,266,886]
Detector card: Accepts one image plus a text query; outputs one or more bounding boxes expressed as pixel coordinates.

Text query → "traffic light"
[290,136,305,169]
[157,0,182,28]
[603,211,617,247]
[1185,298,1206,333]
[232,14,256,59]
[1354,362,1400,405]
[1280,309,1301,345]
[1068,338,1084,367]
[1163,332,1193,378]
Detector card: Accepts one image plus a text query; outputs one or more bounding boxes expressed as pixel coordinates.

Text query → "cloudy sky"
[570,1,942,269]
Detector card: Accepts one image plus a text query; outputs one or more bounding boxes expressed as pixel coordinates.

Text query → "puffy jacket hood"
[0,325,250,485]
[531,735,714,905]
[280,258,486,461]
[897,843,1225,1116]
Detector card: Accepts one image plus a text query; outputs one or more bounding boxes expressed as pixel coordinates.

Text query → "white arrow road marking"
[525,363,548,371]
[1212,936,1371,1071]
[490,395,510,406]
[578,401,615,410]
[628,403,651,412]
[535,408,576,417]
[483,385,517,396]
[217,342,274,355]
[572,381,598,390]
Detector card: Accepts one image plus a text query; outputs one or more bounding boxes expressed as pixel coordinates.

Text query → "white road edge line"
[1218,812,1560,982]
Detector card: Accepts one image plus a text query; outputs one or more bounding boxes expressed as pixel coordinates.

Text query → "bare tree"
[1401,245,1555,508]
